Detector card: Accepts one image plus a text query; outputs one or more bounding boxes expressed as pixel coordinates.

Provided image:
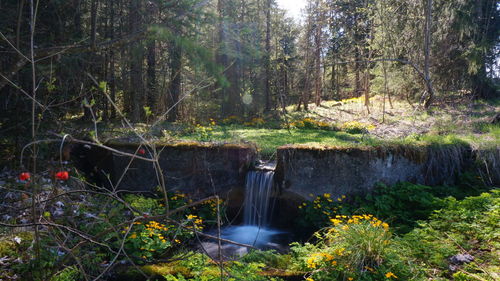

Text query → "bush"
[291,215,424,281]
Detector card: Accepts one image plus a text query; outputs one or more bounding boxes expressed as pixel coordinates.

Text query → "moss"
[140,261,304,279]
[0,232,33,257]
[105,139,256,151]
[142,262,192,277]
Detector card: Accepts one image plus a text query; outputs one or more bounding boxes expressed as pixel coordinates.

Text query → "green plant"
[49,266,80,281]
[158,252,283,281]
[193,121,216,142]
[296,193,347,231]
[402,190,500,279]
[124,220,174,262]
[241,250,291,270]
[124,194,160,215]
[290,215,423,281]
[288,117,334,130]
[353,182,446,233]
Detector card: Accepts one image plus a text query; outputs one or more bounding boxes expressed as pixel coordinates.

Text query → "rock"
[54,201,65,208]
[449,253,474,265]
[449,253,474,271]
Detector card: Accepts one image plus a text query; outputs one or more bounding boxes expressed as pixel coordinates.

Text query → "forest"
[0,0,499,280]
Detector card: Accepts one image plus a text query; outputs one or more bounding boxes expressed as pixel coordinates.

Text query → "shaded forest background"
[0,0,498,128]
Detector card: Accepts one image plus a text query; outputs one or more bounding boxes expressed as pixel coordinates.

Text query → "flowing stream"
[202,167,290,258]
[243,170,275,227]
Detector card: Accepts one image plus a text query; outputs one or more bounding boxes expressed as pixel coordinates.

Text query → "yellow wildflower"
[365,266,375,272]
[385,272,397,279]
[382,222,389,230]
[330,218,342,225]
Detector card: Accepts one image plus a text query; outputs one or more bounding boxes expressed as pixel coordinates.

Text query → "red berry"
[19,172,30,181]
[55,171,69,181]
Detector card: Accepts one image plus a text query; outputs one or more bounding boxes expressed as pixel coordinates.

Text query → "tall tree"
[129,0,145,122]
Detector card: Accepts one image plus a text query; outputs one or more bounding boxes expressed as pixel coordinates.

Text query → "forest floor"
[78,94,500,158]
[170,95,500,157]
[287,94,499,139]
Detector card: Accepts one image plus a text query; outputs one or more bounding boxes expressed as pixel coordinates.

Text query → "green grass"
[175,122,499,158]
[177,125,378,157]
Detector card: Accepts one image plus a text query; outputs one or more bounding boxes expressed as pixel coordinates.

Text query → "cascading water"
[243,170,275,227]
[202,165,289,258]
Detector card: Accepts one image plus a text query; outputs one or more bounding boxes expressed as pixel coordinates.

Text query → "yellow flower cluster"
[186,214,204,230]
[203,198,224,214]
[144,221,169,243]
[170,193,186,201]
[127,220,170,245]
[244,117,266,127]
[146,221,168,231]
[339,120,376,133]
[221,115,242,124]
[195,123,214,132]
[299,194,345,219]
[306,252,336,269]
[330,214,389,231]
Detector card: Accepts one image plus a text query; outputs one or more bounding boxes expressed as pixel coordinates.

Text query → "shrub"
[291,215,423,281]
[288,118,334,130]
[244,117,267,127]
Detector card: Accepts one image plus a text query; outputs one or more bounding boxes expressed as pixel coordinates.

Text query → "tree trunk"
[147,41,157,112]
[167,41,182,122]
[423,0,435,109]
[90,0,98,49]
[129,0,144,122]
[216,0,229,116]
[264,0,271,112]
[109,0,116,119]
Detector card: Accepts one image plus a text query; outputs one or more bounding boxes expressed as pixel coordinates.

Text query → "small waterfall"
[243,170,275,227]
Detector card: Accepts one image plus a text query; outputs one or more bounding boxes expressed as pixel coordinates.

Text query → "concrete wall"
[275,144,474,200]
[73,142,257,198]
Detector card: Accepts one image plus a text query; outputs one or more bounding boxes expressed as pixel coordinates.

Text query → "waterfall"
[243,170,275,227]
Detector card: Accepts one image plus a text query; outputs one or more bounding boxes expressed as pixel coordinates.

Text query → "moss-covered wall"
[275,144,474,200]
[73,141,257,198]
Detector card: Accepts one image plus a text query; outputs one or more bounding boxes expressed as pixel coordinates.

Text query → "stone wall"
[73,142,257,198]
[275,144,474,200]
